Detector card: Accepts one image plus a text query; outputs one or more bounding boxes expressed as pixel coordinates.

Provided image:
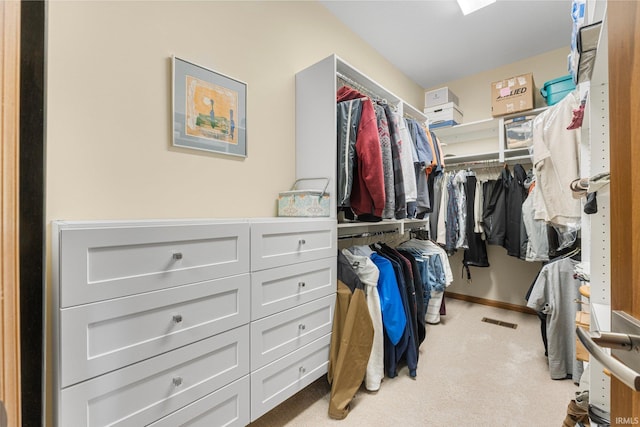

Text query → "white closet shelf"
[338,218,428,236]
[336,59,402,105]
[335,55,428,123]
[296,53,429,224]
[435,107,550,146]
[436,107,548,166]
[444,150,501,165]
[434,118,498,145]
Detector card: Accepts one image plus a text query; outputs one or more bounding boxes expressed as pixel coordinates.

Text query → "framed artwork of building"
[172,56,247,157]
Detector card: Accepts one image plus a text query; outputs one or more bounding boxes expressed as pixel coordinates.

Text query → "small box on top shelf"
[424,102,463,129]
[540,75,576,106]
[425,87,459,108]
[491,73,534,117]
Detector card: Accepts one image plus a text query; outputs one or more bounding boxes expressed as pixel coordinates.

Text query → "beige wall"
[427,47,570,123]
[45,0,424,223]
[433,47,571,306]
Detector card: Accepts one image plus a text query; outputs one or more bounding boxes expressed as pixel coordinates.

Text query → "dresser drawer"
[250,219,336,271]
[149,375,250,427]
[251,258,336,320]
[59,324,250,427]
[60,274,250,388]
[56,221,249,307]
[250,294,334,369]
[250,334,331,422]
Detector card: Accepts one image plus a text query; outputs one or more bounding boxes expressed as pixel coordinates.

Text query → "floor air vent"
[481,317,518,329]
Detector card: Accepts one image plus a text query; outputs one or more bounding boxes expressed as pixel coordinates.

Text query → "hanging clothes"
[328,251,374,420]
[399,246,445,310]
[430,130,446,171]
[397,249,427,346]
[526,256,583,383]
[482,169,508,246]
[398,238,453,324]
[383,105,407,219]
[436,177,448,245]
[336,98,362,209]
[373,103,395,219]
[473,178,484,234]
[463,173,490,276]
[532,90,582,226]
[397,117,418,212]
[336,86,386,221]
[341,249,385,392]
[364,250,407,348]
[522,184,550,262]
[444,172,459,254]
[428,173,445,240]
[370,246,418,379]
[453,170,468,250]
[407,119,432,217]
[505,164,528,257]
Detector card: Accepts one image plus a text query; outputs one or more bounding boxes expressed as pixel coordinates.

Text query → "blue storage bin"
[541,75,576,106]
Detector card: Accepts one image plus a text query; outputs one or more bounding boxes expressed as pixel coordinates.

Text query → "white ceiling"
[320,0,573,89]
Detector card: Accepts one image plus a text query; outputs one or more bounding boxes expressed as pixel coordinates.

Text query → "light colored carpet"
[250,297,579,426]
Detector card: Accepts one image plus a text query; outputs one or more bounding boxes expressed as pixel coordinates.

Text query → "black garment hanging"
[428,173,444,240]
[371,243,418,378]
[505,164,528,257]
[463,174,489,278]
[397,249,426,346]
[379,244,419,355]
[482,168,508,246]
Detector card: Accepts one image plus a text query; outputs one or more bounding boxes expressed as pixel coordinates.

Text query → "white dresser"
[51,218,336,426]
[249,219,336,421]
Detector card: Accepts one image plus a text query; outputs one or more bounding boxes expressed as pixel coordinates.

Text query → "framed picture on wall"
[172,56,247,157]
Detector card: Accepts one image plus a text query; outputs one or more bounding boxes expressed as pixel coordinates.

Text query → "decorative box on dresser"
[51,217,336,426]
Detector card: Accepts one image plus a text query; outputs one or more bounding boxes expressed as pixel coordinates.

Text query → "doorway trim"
[0,1,22,426]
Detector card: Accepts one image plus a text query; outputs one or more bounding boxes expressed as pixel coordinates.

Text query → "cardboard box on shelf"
[424,102,463,129]
[425,87,460,108]
[491,73,534,117]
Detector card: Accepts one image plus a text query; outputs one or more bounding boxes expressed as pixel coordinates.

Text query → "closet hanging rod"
[337,228,399,240]
[444,158,501,170]
[445,156,532,170]
[336,72,387,103]
[404,110,427,123]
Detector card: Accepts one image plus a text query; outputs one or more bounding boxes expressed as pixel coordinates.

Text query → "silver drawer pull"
[298,282,306,288]
[172,376,183,387]
[172,252,183,260]
[172,314,183,324]
[299,366,306,374]
[298,324,306,330]
[576,327,640,391]
[298,239,306,245]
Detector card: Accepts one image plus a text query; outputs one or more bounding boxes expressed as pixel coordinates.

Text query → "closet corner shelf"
[434,118,497,145]
[434,107,550,146]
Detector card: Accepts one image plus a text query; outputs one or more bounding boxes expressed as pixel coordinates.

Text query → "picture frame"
[172,56,247,157]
